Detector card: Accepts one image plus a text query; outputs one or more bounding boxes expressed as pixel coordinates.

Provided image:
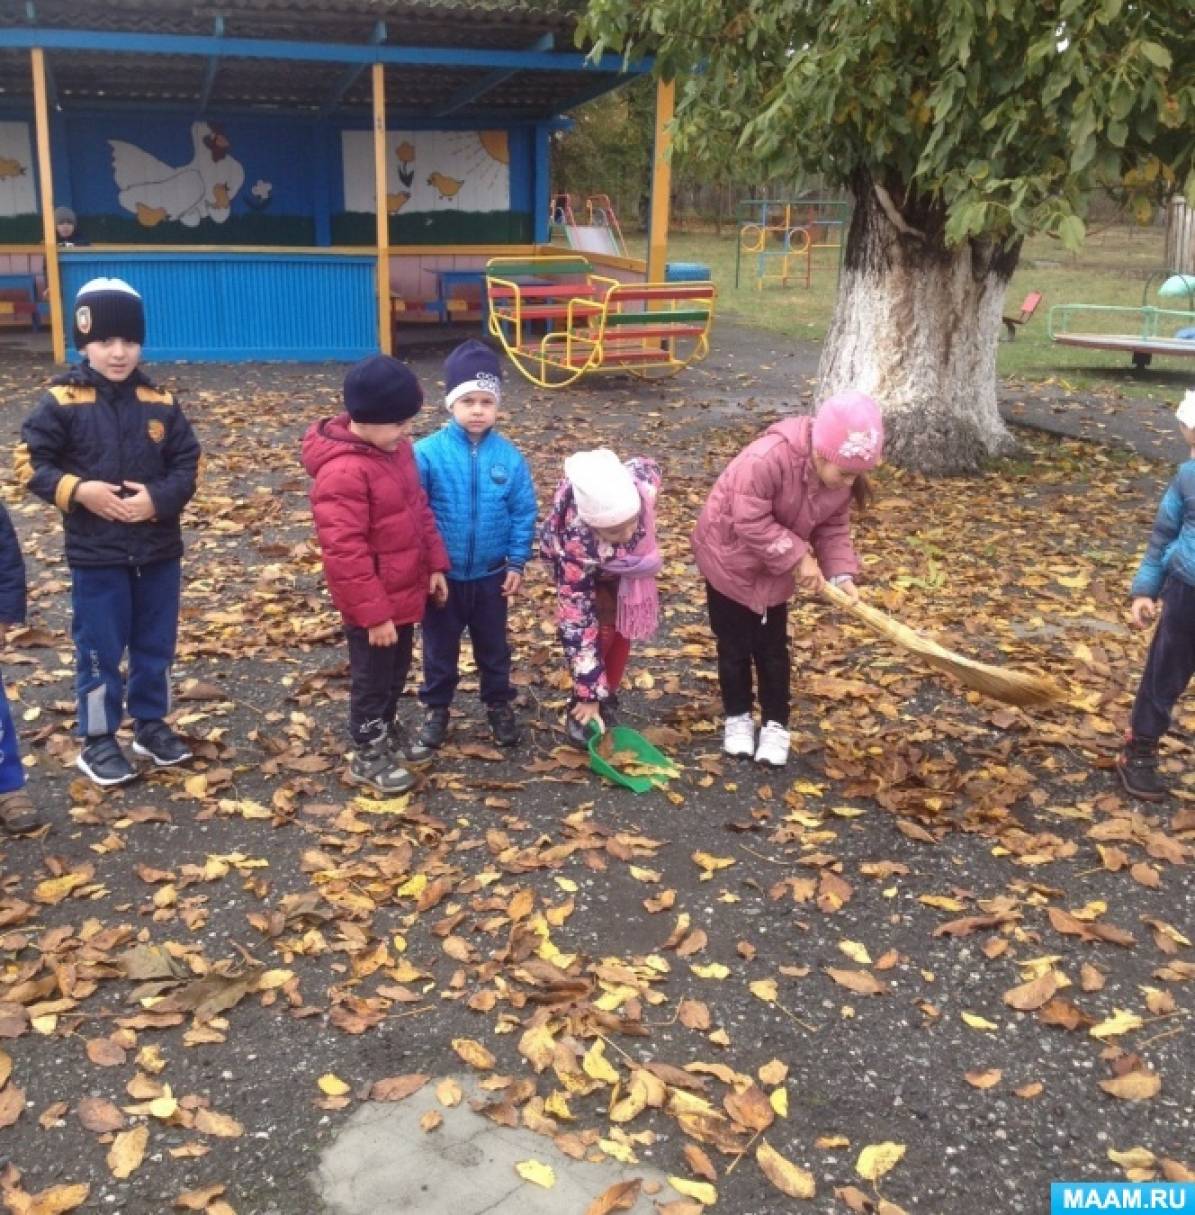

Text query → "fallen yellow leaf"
[857,1141,906,1182]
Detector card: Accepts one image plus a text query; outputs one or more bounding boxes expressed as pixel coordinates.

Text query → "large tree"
[581,0,1195,472]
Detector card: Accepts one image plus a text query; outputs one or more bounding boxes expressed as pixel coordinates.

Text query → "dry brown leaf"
[724,1084,774,1132]
[1002,971,1060,1012]
[825,967,888,996]
[584,1179,642,1215]
[452,1038,496,1071]
[964,1069,1002,1090]
[420,1109,443,1133]
[0,1084,25,1129]
[76,1097,124,1133]
[194,1108,244,1138]
[13,1182,91,1215]
[369,1074,429,1103]
[107,1124,149,1179]
[85,1038,127,1067]
[756,1139,815,1199]
[1099,1070,1161,1101]
[174,1184,226,1210]
[683,1144,718,1182]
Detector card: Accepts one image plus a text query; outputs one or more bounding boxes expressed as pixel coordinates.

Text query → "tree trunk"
[816,176,1020,474]
[1166,197,1195,273]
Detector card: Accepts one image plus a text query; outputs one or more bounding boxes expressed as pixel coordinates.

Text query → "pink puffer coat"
[691,416,859,614]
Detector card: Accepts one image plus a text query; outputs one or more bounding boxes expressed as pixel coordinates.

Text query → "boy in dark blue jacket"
[0,504,39,833]
[415,341,536,748]
[18,278,201,787]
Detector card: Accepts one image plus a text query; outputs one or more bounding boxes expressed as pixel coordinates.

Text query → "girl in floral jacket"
[539,449,662,747]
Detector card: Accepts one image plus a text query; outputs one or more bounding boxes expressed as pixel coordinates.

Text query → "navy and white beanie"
[443,339,502,410]
[73,277,145,349]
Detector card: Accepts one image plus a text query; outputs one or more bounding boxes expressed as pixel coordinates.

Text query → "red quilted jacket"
[302,414,449,629]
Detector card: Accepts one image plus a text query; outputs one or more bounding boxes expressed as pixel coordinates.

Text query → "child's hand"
[121,481,157,523]
[367,620,398,646]
[429,572,448,607]
[1131,597,1159,629]
[75,480,131,521]
[570,700,604,732]
[835,578,860,602]
[501,570,523,598]
[797,552,824,594]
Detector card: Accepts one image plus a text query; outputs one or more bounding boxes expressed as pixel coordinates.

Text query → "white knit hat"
[564,449,640,528]
[1177,389,1195,429]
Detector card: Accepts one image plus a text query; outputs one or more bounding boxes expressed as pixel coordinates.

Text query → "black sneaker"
[346,741,415,795]
[1116,733,1167,802]
[76,735,138,787]
[132,720,193,768]
[487,703,521,747]
[419,706,451,750]
[389,719,434,768]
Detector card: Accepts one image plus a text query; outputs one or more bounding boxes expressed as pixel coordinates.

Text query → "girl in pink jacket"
[691,391,884,767]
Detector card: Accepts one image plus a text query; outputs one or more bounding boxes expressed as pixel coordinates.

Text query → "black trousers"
[706,582,790,726]
[420,572,514,708]
[345,623,414,745]
[1131,577,1195,740]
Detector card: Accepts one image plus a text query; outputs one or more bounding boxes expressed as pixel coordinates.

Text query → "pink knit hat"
[812,390,884,472]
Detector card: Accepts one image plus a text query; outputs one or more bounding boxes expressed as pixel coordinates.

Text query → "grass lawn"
[628,222,1194,403]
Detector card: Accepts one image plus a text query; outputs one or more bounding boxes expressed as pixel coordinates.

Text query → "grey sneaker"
[345,741,416,795]
[76,735,138,787]
[389,719,434,768]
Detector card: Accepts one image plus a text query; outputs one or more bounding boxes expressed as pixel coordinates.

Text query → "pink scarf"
[600,486,661,640]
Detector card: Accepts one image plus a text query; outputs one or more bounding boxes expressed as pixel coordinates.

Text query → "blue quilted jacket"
[415,422,537,581]
[1131,460,1195,598]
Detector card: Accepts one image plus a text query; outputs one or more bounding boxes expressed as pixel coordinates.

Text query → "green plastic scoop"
[587,722,680,794]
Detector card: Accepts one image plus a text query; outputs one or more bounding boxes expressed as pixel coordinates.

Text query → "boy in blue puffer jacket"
[415,341,536,748]
[1118,389,1195,802]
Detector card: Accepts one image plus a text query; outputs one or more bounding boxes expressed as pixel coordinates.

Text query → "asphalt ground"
[0,326,1190,1215]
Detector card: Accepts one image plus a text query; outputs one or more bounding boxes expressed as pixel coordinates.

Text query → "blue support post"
[533,123,550,243]
[197,16,224,113]
[320,21,386,117]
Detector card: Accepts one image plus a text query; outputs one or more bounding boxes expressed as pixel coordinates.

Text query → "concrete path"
[315,1075,670,1215]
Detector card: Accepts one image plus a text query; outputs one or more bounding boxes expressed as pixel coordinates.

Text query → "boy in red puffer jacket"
[302,355,449,794]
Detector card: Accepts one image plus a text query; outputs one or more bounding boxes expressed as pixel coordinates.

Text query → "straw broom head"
[822,582,1063,707]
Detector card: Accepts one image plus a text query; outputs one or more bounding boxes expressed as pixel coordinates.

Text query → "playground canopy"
[0,0,676,362]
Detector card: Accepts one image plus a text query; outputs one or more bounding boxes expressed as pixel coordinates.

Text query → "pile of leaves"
[0,356,1191,1212]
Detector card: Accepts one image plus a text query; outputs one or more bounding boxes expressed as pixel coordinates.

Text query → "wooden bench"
[1003,291,1043,340]
[485,255,715,388]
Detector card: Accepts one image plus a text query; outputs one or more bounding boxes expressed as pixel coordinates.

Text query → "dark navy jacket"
[0,504,26,625]
[18,363,201,568]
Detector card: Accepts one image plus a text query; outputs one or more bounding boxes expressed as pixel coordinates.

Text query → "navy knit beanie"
[343,354,424,424]
[443,339,502,410]
[73,277,145,349]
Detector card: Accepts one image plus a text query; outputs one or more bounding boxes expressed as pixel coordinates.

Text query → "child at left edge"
[0,503,40,833]
[414,340,537,750]
[18,278,201,788]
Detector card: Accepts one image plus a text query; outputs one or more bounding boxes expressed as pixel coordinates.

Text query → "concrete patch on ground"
[313,1074,669,1214]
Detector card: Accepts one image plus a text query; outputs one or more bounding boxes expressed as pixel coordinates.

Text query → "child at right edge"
[1117,389,1195,803]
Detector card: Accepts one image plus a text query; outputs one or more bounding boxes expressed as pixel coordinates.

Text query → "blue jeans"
[420,572,514,708]
[70,560,181,738]
[0,671,25,793]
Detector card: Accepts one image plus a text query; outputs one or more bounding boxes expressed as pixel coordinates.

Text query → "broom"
[821,582,1063,707]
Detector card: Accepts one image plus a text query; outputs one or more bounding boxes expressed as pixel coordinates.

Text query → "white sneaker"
[723,713,755,758]
[754,721,790,767]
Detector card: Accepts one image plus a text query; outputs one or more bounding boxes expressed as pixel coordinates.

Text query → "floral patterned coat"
[538,457,661,702]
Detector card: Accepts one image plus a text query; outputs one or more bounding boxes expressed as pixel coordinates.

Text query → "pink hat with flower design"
[811,390,884,472]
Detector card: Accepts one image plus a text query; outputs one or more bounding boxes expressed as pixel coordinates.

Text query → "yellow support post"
[30,48,65,364]
[371,61,393,356]
[646,78,675,285]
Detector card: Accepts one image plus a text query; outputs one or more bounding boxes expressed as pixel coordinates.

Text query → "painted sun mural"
[341,130,510,214]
